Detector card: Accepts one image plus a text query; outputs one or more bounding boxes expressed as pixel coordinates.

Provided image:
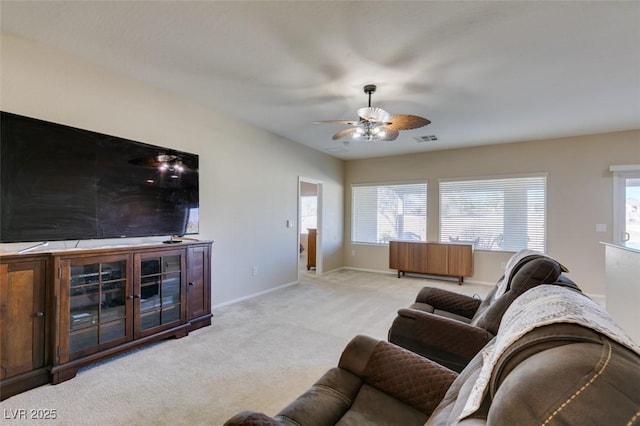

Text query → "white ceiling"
[1,1,639,160]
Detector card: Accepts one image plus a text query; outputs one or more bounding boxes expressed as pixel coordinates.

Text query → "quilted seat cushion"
[356,340,457,415]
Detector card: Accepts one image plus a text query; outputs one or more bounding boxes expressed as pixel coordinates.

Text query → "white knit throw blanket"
[458,284,640,420]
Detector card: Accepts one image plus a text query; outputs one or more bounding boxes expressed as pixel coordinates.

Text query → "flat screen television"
[1,111,199,243]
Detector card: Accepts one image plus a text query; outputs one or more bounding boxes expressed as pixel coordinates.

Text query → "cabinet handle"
[134,294,141,299]
[188,282,194,286]
[35,312,44,318]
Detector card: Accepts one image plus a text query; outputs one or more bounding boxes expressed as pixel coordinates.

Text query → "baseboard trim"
[342,266,397,275]
[319,266,347,275]
[213,280,299,309]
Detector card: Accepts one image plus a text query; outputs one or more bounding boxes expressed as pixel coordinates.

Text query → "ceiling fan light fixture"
[352,123,387,141]
[317,84,430,142]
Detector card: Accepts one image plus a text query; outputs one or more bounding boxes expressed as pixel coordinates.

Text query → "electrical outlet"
[252,266,258,276]
[351,250,356,256]
[500,262,506,270]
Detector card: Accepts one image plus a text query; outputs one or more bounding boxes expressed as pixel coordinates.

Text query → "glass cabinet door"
[137,253,184,335]
[68,258,128,356]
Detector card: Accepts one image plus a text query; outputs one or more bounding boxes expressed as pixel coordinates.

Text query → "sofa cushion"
[426,323,640,425]
[336,384,427,425]
[469,256,563,334]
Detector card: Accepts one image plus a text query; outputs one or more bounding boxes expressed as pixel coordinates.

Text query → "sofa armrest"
[486,324,640,425]
[223,410,284,426]
[275,367,362,425]
[339,335,458,417]
[225,367,362,426]
[414,287,481,319]
[389,309,493,366]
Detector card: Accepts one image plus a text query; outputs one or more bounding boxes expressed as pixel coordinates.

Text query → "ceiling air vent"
[415,135,438,143]
[416,135,438,143]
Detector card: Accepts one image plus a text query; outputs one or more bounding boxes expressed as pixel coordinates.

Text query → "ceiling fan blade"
[380,128,400,141]
[313,120,360,126]
[357,107,391,123]
[332,128,357,140]
[387,114,431,131]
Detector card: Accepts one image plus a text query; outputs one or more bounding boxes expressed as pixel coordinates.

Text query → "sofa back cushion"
[470,257,563,334]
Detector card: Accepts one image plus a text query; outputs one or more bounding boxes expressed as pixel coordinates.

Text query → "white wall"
[0,32,344,305]
[344,130,640,297]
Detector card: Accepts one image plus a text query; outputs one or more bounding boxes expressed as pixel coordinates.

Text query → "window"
[352,182,427,244]
[611,165,640,245]
[440,175,546,252]
[300,195,317,235]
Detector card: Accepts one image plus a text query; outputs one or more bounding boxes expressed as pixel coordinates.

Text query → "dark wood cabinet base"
[50,323,192,385]
[187,313,213,332]
[1,241,213,400]
[0,368,50,401]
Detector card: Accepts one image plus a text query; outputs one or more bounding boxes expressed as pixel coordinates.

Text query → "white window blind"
[439,175,546,252]
[352,182,427,244]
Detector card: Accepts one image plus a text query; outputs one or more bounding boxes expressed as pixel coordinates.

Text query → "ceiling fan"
[315,84,431,142]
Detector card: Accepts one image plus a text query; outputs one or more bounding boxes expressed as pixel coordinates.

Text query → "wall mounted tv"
[1,111,199,243]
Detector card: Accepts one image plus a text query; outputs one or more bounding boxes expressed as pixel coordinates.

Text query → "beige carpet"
[0,269,490,425]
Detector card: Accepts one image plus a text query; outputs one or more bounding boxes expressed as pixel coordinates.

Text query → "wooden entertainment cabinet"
[0,241,212,400]
[389,241,474,285]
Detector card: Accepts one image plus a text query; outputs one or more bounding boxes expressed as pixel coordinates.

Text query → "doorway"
[612,165,640,245]
[298,177,322,277]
